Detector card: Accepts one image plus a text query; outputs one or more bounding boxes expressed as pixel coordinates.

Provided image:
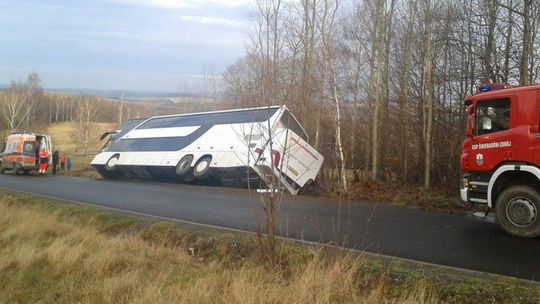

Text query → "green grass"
[0,190,538,303]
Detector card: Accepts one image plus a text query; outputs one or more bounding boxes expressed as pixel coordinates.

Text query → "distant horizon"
[0,83,215,99]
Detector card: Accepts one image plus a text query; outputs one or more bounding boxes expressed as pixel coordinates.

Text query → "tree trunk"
[520,0,532,85]
[370,0,385,180]
[423,0,434,188]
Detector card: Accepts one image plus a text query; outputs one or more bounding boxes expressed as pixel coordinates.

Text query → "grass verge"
[0,190,538,303]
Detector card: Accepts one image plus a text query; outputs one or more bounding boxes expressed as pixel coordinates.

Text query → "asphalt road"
[0,173,539,281]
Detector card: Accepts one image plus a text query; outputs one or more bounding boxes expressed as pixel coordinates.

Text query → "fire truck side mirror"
[466,115,474,138]
[466,105,475,138]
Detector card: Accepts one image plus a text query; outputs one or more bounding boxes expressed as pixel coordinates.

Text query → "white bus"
[91,105,324,194]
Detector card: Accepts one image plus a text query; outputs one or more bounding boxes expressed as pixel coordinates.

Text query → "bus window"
[138,108,279,129]
[279,110,308,142]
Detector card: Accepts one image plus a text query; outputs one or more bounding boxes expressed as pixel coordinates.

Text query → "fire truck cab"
[0,133,53,174]
[460,83,540,238]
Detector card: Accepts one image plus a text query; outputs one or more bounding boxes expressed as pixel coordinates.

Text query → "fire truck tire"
[12,163,19,175]
[193,156,212,178]
[495,185,540,238]
[175,155,194,176]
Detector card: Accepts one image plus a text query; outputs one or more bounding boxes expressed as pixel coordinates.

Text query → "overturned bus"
[91,105,324,194]
[1,133,53,174]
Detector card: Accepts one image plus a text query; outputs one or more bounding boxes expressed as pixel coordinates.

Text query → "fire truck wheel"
[193,156,212,178]
[105,154,120,172]
[176,155,194,176]
[12,163,19,175]
[495,185,540,238]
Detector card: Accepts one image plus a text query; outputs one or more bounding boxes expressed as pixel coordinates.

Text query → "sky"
[0,0,251,92]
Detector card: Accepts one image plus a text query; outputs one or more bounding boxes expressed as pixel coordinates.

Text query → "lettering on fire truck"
[471,140,512,150]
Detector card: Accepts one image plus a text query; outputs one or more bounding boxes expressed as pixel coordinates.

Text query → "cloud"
[179,15,244,27]
[111,0,251,11]
[0,0,249,91]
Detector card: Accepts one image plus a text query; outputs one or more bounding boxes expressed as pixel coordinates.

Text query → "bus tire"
[176,155,194,176]
[193,156,212,178]
[105,154,120,172]
[495,185,540,238]
[182,173,196,183]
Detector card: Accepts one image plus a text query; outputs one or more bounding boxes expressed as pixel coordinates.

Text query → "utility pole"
[118,92,124,126]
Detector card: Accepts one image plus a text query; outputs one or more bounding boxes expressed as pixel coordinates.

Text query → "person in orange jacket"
[38,148,49,175]
[59,153,67,170]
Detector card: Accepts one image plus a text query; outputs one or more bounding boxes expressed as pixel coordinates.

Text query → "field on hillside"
[48,122,114,177]
[0,191,538,304]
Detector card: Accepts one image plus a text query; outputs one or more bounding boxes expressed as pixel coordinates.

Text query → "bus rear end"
[252,107,324,194]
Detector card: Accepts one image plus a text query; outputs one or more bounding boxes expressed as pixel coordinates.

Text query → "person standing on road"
[38,148,49,175]
[67,156,72,171]
[60,153,67,170]
[52,150,59,175]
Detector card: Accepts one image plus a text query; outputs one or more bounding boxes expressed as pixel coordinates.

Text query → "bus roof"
[136,106,281,130]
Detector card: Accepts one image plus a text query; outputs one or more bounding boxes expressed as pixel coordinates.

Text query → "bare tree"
[0,83,31,131]
[0,73,41,131]
[223,0,540,191]
[422,0,435,188]
[73,95,104,155]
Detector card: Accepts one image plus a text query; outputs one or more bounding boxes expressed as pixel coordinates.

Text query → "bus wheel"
[176,155,194,176]
[182,173,196,183]
[193,156,212,178]
[105,154,120,172]
[495,185,540,238]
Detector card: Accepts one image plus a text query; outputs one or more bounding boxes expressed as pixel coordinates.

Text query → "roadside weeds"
[0,191,538,303]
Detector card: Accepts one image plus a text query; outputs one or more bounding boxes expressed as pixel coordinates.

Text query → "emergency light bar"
[477,82,513,93]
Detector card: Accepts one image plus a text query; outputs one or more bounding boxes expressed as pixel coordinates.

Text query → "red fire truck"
[460,83,540,238]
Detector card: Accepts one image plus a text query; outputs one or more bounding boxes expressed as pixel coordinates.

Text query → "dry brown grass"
[47,122,113,177]
[0,194,439,304]
[48,121,114,155]
[0,192,538,304]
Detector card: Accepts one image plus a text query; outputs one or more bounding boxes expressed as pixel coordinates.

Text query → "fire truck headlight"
[462,178,469,189]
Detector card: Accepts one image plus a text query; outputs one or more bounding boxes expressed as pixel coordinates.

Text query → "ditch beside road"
[0,173,538,281]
